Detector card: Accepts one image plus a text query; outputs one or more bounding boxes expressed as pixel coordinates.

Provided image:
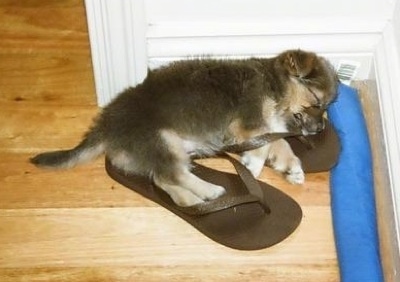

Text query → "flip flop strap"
[222,153,271,214]
[177,193,264,216]
[223,131,301,153]
[178,154,271,216]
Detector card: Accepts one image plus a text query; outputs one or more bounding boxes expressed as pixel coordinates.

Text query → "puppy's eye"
[295,76,311,85]
[307,87,322,106]
[294,113,303,120]
[311,104,323,109]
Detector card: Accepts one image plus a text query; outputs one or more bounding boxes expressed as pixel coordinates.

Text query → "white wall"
[85,0,397,106]
[393,0,400,61]
[145,0,393,64]
[145,0,393,24]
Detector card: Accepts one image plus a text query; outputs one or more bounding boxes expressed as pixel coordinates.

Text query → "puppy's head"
[278,49,339,135]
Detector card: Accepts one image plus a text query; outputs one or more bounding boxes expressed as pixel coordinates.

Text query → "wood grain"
[0,266,339,282]
[0,0,96,106]
[354,81,400,281]
[0,207,336,281]
[0,104,98,152]
[0,207,336,267]
[0,151,331,209]
[0,1,339,281]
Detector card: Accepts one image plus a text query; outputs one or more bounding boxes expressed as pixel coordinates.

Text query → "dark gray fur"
[31,49,338,201]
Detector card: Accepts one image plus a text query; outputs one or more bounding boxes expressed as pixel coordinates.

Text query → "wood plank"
[0,0,90,52]
[0,265,339,282]
[0,153,153,209]
[0,152,330,209]
[353,81,400,281]
[0,207,337,272]
[0,0,96,106]
[0,104,98,152]
[0,53,96,105]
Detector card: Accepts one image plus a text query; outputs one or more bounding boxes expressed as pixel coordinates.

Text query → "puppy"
[31,49,338,207]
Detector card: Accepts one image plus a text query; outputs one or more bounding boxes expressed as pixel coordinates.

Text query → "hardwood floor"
[0,0,96,106]
[0,1,339,281]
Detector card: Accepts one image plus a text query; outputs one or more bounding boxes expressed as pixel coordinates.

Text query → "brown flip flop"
[285,119,340,173]
[105,154,302,250]
[222,118,340,174]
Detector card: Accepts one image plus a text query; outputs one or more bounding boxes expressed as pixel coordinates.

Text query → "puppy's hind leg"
[153,130,226,207]
[154,168,226,207]
[177,168,226,202]
[153,176,206,207]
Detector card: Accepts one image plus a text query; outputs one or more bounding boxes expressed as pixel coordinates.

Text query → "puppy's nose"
[316,122,325,133]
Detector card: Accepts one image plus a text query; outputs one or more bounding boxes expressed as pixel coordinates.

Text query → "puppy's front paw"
[269,154,305,185]
[286,166,305,184]
[284,156,305,184]
[240,154,265,177]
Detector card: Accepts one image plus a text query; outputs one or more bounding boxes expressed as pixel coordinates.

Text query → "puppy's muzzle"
[294,109,325,135]
[314,120,325,133]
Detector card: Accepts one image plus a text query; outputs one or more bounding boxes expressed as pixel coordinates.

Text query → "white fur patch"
[241,154,265,177]
[267,114,288,132]
[286,159,305,184]
[182,140,216,156]
[109,150,137,172]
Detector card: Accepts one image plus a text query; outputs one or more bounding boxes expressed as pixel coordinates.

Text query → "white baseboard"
[84,0,148,106]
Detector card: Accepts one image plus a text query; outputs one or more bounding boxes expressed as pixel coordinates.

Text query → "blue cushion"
[327,83,383,282]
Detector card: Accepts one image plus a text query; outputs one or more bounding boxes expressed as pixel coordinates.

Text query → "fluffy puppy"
[31,49,338,207]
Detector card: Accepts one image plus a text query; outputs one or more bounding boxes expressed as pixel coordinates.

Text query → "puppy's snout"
[316,121,325,133]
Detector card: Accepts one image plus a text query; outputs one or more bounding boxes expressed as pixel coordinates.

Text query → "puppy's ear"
[281,50,317,78]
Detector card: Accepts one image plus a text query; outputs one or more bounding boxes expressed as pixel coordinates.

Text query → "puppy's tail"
[30,131,105,169]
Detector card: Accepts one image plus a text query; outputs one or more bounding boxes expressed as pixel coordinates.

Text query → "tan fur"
[160,130,190,164]
[228,119,267,143]
[284,80,313,111]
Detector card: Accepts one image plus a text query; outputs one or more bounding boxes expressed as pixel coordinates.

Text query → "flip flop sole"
[105,159,302,250]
